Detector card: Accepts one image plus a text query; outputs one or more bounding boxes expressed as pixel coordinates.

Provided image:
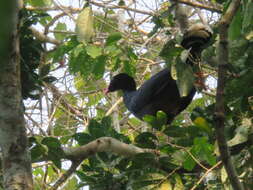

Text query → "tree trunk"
[0,0,33,189]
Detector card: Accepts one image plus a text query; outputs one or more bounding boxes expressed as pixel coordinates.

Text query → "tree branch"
[215,0,245,190]
[49,159,82,190]
[0,0,33,189]
[190,161,222,190]
[25,2,154,16]
[174,0,223,13]
[64,137,157,161]
[105,97,123,116]
[30,27,61,45]
[46,83,88,121]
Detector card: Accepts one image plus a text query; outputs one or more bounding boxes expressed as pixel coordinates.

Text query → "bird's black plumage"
[106,69,196,123]
[106,24,212,124]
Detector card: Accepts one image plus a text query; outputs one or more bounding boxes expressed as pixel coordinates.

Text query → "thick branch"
[64,137,156,160]
[174,0,223,13]
[215,0,244,190]
[30,27,60,45]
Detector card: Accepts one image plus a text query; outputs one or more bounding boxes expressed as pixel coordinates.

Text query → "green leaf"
[53,124,68,136]
[159,144,178,154]
[30,144,47,161]
[92,55,106,79]
[131,153,156,169]
[86,45,102,58]
[163,125,187,137]
[242,0,253,33]
[69,45,94,78]
[27,0,47,7]
[174,58,195,97]
[135,132,158,149]
[156,111,167,127]
[52,159,62,169]
[73,133,94,146]
[160,40,183,63]
[192,137,216,165]
[143,114,160,129]
[76,7,94,43]
[63,177,78,190]
[54,22,67,41]
[123,60,136,76]
[101,117,112,130]
[159,156,178,170]
[183,153,196,171]
[105,32,122,46]
[229,7,242,40]
[193,117,212,134]
[52,37,78,63]
[174,174,184,190]
[42,137,61,149]
[41,137,65,169]
[142,114,156,124]
[76,171,97,183]
[88,119,105,138]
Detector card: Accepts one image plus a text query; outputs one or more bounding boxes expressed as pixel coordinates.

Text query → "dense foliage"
[18,0,253,189]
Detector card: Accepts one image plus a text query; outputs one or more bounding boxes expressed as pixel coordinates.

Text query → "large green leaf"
[86,45,102,58]
[76,7,94,43]
[163,125,188,137]
[105,32,122,46]
[229,7,242,40]
[242,0,253,33]
[173,58,195,97]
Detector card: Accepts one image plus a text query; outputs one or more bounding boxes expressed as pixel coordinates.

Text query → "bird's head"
[105,73,136,94]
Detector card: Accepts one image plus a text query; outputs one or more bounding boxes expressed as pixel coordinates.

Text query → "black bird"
[105,24,212,124]
[105,69,196,123]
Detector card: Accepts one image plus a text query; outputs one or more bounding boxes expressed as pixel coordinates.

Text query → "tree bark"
[215,0,244,189]
[0,0,33,189]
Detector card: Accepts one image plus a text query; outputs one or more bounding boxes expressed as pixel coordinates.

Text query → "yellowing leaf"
[221,166,228,183]
[180,49,190,63]
[174,175,184,190]
[76,7,94,43]
[171,63,177,80]
[159,181,172,190]
[227,118,251,147]
[193,117,211,133]
[246,31,253,40]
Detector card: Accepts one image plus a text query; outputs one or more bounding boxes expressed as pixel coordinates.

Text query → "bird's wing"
[129,68,177,112]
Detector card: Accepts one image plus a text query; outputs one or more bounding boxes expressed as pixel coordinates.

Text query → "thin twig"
[190,161,222,190]
[49,160,82,190]
[167,142,209,171]
[105,97,123,116]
